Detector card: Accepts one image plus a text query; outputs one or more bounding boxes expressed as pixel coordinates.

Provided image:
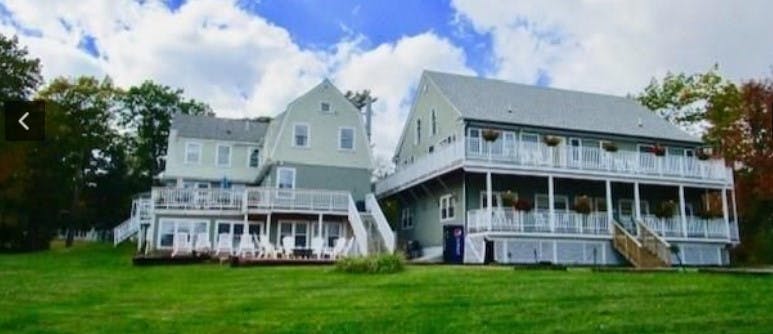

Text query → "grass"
[1,242,772,333]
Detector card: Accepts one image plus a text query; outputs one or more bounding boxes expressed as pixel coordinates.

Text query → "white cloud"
[452,0,773,95]
[0,0,472,161]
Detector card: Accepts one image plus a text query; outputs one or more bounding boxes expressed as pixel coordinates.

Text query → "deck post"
[731,187,738,239]
[605,180,613,234]
[548,175,555,232]
[266,213,272,243]
[634,181,641,236]
[721,187,730,238]
[317,213,323,243]
[679,185,687,238]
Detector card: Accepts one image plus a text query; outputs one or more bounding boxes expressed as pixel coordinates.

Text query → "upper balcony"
[376,135,732,196]
[151,187,350,214]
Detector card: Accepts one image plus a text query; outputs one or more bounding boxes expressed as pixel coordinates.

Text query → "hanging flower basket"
[602,141,618,152]
[573,195,592,215]
[654,200,677,219]
[543,135,561,147]
[649,144,666,156]
[481,129,500,142]
[514,198,533,212]
[696,148,711,160]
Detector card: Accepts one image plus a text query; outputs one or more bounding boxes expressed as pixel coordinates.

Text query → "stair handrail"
[637,219,672,266]
[365,193,395,253]
[612,221,642,267]
[347,195,369,256]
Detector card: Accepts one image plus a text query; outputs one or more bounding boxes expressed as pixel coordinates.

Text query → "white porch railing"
[638,215,729,240]
[466,138,731,182]
[245,188,349,212]
[374,135,732,196]
[468,209,609,236]
[151,187,350,213]
[347,195,368,256]
[113,197,152,246]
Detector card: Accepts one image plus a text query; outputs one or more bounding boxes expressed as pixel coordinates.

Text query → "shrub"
[601,141,618,152]
[501,191,517,207]
[335,253,405,274]
[573,195,592,215]
[481,129,500,142]
[654,200,677,218]
[543,135,561,146]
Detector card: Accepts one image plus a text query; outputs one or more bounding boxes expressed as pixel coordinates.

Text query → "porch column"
[605,180,613,234]
[266,213,272,242]
[721,187,730,238]
[679,185,687,238]
[634,182,641,235]
[317,213,323,240]
[731,188,739,239]
[486,171,493,231]
[548,175,555,232]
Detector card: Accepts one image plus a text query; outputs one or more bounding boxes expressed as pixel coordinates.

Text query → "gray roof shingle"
[171,113,270,143]
[425,71,701,143]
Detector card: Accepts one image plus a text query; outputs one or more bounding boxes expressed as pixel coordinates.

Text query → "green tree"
[36,76,123,247]
[344,89,377,110]
[637,64,732,135]
[120,81,211,186]
[0,34,42,102]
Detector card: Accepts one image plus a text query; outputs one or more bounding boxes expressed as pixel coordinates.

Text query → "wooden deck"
[132,253,334,267]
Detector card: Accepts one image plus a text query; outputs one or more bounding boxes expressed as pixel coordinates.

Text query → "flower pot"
[543,135,561,147]
[482,129,500,142]
[602,141,618,152]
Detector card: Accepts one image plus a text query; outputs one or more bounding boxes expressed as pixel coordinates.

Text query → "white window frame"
[401,207,413,230]
[215,143,232,168]
[320,101,332,113]
[338,127,355,151]
[439,194,456,221]
[276,167,296,190]
[184,141,202,164]
[292,123,310,148]
[431,109,437,136]
[157,218,209,249]
[534,194,569,212]
[247,147,260,168]
[277,220,310,248]
[479,191,506,209]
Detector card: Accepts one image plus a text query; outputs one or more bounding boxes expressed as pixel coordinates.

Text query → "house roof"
[171,113,270,143]
[424,70,701,143]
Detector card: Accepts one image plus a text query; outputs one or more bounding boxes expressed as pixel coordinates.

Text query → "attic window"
[321,102,331,113]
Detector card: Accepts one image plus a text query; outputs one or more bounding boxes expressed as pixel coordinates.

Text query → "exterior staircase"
[612,220,671,268]
[113,197,152,246]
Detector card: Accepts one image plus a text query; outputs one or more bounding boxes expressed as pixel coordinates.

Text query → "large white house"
[375,71,739,267]
[114,79,395,259]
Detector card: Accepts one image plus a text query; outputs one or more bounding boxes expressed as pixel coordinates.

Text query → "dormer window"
[320,102,331,113]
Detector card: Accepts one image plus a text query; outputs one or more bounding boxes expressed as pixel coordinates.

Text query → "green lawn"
[1,243,772,333]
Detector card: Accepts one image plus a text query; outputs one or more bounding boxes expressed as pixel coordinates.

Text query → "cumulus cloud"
[0,0,472,161]
[452,0,773,95]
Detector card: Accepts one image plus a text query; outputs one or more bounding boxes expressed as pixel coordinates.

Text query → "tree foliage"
[0,34,42,102]
[120,81,212,186]
[344,89,377,110]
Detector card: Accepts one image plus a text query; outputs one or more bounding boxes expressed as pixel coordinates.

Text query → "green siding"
[164,134,261,183]
[262,162,371,202]
[395,173,464,248]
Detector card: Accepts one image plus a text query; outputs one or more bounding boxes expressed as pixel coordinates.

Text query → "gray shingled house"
[376,70,738,267]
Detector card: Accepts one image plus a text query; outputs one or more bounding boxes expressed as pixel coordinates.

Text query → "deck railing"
[151,187,350,213]
[467,209,609,236]
[640,215,729,240]
[637,220,672,266]
[375,135,731,195]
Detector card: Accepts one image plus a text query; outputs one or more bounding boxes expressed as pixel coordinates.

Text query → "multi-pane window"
[401,207,413,229]
[216,144,231,167]
[185,142,201,164]
[277,167,295,189]
[339,127,354,150]
[321,102,331,113]
[293,123,309,147]
[439,194,456,221]
[248,148,260,168]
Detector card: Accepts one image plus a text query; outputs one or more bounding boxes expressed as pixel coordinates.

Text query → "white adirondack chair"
[214,233,232,257]
[327,237,348,260]
[193,232,211,254]
[238,233,257,258]
[281,236,295,259]
[171,233,192,257]
[310,237,326,259]
[258,237,278,259]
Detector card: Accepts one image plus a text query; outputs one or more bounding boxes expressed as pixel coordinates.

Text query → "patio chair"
[324,237,345,259]
[258,237,279,259]
[193,232,211,254]
[171,233,192,257]
[237,233,257,258]
[310,237,326,259]
[214,233,233,257]
[281,236,295,259]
